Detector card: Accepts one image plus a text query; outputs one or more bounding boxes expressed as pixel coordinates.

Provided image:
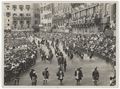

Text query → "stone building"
[33,3,40,26]
[4,2,34,31]
[70,3,116,35]
[52,3,72,31]
[40,3,54,31]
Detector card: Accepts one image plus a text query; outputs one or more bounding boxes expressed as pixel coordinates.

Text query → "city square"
[4,2,116,86]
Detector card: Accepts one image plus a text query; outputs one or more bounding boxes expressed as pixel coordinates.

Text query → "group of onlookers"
[4,42,37,85]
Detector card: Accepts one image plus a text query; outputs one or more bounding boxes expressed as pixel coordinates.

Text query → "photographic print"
[3,1,117,86]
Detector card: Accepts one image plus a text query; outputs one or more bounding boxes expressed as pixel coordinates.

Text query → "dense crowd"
[4,41,37,85]
[35,31,116,66]
[4,28,116,85]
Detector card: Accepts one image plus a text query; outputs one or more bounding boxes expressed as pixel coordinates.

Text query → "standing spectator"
[14,68,20,85]
[92,67,99,85]
[29,69,34,80]
[42,67,49,85]
[110,76,116,86]
[29,69,37,85]
[110,69,116,86]
[74,67,83,85]
[63,58,67,72]
[56,67,64,85]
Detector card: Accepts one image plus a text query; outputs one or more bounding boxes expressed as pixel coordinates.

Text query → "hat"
[45,67,48,70]
[31,69,34,71]
[95,67,97,70]
[79,67,82,69]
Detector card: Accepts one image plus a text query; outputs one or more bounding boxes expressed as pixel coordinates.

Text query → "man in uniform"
[74,67,83,85]
[92,67,99,85]
[42,67,49,85]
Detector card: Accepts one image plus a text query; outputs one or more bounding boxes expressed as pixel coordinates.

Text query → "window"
[75,13,77,20]
[13,13,17,16]
[93,6,95,13]
[26,20,30,24]
[85,29,87,32]
[35,20,38,24]
[20,20,24,24]
[36,8,39,12]
[19,5,24,11]
[34,14,39,18]
[34,14,36,18]
[26,5,30,11]
[41,9,43,13]
[26,13,30,16]
[48,23,51,26]
[87,9,90,17]
[40,7,43,13]
[77,12,79,19]
[105,4,109,15]
[6,5,10,10]
[44,14,47,19]
[44,6,46,11]
[7,24,9,26]
[12,5,17,11]
[20,13,24,17]
[79,11,81,18]
[90,8,93,16]
[13,20,17,24]
[6,12,11,17]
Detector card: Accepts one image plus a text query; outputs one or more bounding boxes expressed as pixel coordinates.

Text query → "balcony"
[13,16,31,20]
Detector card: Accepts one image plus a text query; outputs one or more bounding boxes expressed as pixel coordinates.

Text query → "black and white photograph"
[3,1,117,87]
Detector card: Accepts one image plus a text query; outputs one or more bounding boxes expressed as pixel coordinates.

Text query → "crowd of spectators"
[4,32,37,85]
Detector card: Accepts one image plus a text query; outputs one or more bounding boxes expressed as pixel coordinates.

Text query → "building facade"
[4,2,34,31]
[4,2,116,34]
[70,3,116,35]
[33,3,40,26]
[40,3,54,31]
[70,3,99,34]
[52,3,72,31]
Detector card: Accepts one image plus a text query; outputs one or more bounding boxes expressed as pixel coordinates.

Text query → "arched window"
[13,13,17,16]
